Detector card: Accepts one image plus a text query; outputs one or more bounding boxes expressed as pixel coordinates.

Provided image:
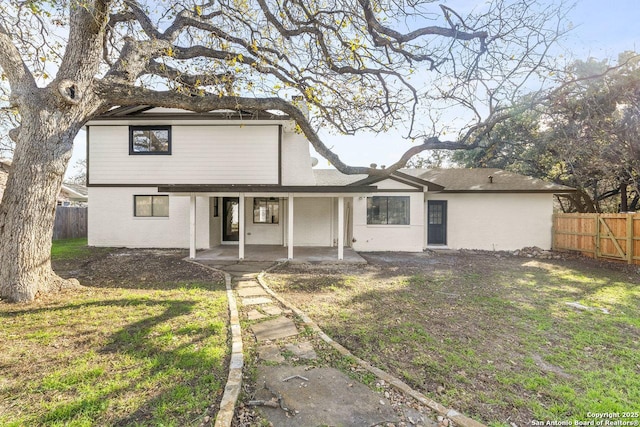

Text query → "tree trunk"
[0,107,82,302]
[620,182,628,212]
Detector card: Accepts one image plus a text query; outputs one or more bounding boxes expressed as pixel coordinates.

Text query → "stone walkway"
[203,261,436,427]
[198,259,481,427]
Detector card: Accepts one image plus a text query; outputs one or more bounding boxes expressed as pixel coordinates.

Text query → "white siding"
[426,193,554,251]
[89,125,279,184]
[88,187,210,248]
[351,192,424,252]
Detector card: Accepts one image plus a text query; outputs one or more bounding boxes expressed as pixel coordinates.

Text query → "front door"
[222,197,239,242]
[427,201,447,245]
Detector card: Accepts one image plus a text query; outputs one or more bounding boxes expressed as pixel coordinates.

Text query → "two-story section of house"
[86,106,573,259]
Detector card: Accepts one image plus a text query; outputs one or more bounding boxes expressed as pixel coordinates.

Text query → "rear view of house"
[86,107,573,259]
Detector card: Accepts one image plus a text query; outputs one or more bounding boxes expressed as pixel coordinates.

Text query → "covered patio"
[195,245,367,264]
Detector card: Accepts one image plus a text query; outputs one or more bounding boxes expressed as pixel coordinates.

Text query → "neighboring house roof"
[313,167,574,193]
[61,183,89,201]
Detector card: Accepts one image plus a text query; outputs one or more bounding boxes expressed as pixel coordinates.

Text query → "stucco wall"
[291,197,333,246]
[244,197,284,245]
[280,131,316,185]
[351,192,424,252]
[426,193,554,251]
[88,187,210,248]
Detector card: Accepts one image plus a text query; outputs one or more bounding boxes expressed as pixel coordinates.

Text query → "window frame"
[129,126,172,155]
[134,195,170,218]
[366,196,410,225]
[253,197,280,224]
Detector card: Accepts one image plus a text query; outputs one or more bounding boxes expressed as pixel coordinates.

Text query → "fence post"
[627,213,634,265]
[594,214,600,261]
[551,214,556,251]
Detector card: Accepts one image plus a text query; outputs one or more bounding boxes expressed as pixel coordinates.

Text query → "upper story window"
[253,198,279,224]
[130,126,171,154]
[367,196,410,225]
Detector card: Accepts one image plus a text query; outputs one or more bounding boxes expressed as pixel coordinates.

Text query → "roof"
[312,168,574,193]
[61,183,89,200]
[407,168,574,193]
[97,106,290,121]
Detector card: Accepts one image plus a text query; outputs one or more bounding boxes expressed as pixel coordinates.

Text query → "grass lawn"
[0,239,229,426]
[264,252,640,425]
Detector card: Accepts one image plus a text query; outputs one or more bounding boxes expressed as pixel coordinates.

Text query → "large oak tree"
[0,0,565,302]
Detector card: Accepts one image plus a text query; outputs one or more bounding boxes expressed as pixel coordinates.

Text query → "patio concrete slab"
[242,296,273,306]
[237,287,268,297]
[254,365,397,427]
[251,317,298,341]
[284,341,317,360]
[196,245,367,264]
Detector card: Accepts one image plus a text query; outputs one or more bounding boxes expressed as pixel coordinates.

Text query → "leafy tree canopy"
[451,51,640,212]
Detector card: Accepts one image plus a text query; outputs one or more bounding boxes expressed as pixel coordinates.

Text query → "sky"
[66,0,640,178]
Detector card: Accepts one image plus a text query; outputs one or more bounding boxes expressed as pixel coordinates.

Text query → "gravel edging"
[257,266,486,427]
[187,261,243,427]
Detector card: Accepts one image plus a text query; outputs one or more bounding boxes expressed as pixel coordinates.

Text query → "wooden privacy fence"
[53,206,87,240]
[553,213,640,265]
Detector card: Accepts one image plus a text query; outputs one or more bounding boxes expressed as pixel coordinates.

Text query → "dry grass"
[264,252,640,425]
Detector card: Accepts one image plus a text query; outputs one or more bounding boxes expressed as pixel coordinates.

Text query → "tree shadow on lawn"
[1,296,228,426]
[267,253,639,424]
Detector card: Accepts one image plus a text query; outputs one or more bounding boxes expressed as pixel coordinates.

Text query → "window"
[367,196,410,225]
[130,126,171,154]
[134,195,169,217]
[253,198,279,224]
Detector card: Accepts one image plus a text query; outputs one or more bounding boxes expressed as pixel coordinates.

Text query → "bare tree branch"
[0,22,37,100]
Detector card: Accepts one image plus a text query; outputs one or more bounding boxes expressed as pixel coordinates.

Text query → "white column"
[189,194,196,259]
[287,194,294,259]
[239,193,245,260]
[338,196,344,260]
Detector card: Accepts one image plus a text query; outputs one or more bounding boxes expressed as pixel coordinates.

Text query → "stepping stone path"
[223,262,438,427]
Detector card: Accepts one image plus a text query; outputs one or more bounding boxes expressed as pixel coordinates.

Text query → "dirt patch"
[53,247,224,291]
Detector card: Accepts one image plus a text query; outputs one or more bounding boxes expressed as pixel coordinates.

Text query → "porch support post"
[189,194,196,259]
[338,196,344,260]
[288,194,294,259]
[239,193,245,260]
